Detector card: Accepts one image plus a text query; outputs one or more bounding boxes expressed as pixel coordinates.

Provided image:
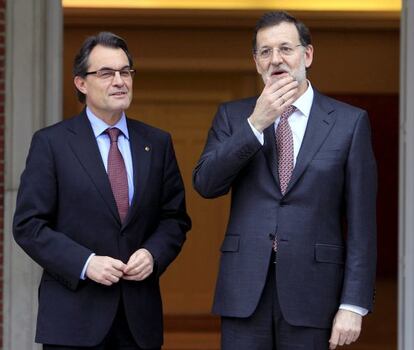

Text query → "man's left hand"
[123,248,154,281]
[329,309,362,349]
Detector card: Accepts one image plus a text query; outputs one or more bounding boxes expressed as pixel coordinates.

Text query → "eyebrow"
[280,41,296,46]
[95,65,131,71]
[258,41,294,49]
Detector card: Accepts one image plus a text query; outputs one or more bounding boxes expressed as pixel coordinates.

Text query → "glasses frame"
[255,44,303,60]
[84,68,136,79]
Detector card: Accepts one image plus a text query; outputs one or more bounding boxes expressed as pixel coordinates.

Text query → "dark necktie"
[106,128,129,223]
[276,105,297,195]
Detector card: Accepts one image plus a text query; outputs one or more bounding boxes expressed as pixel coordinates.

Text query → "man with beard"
[193,11,376,350]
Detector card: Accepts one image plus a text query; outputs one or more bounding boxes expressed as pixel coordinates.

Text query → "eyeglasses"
[255,44,303,60]
[84,68,136,79]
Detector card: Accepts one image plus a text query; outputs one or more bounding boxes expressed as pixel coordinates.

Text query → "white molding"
[3,0,62,349]
[399,0,414,349]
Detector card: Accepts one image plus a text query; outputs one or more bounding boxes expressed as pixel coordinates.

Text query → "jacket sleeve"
[341,111,377,311]
[193,103,263,198]
[141,134,191,276]
[13,131,93,290]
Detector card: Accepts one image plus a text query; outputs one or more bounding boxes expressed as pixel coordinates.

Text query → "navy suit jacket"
[193,90,377,329]
[13,110,191,347]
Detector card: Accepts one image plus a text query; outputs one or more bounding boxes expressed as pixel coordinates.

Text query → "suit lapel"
[285,91,336,194]
[67,111,120,222]
[122,119,152,228]
[263,124,280,189]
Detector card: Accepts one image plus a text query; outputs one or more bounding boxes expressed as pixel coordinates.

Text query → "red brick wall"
[0,0,5,348]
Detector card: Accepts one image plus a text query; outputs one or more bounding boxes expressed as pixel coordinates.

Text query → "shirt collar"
[86,107,129,140]
[292,80,314,118]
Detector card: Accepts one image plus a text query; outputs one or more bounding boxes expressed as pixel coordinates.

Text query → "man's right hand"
[86,256,126,286]
[248,75,299,133]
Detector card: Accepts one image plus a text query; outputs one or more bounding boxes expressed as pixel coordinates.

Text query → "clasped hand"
[86,248,154,286]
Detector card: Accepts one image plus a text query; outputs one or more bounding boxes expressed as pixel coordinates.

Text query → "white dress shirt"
[248,82,368,317]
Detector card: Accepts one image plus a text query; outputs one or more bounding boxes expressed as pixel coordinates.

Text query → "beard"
[291,57,307,83]
[264,55,308,84]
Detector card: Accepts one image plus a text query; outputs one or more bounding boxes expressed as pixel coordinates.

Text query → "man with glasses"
[194,11,376,350]
[13,32,191,350]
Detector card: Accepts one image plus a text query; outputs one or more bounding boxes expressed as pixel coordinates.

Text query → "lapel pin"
[145,146,150,152]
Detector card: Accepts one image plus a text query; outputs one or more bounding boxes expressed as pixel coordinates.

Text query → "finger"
[348,329,360,344]
[329,328,339,350]
[264,75,291,94]
[137,272,149,280]
[99,267,122,283]
[106,274,120,284]
[272,77,299,92]
[133,251,152,266]
[127,251,139,263]
[100,279,113,286]
[102,263,124,279]
[127,264,153,280]
[282,86,299,100]
[124,266,141,276]
[122,275,135,281]
[125,249,151,270]
[337,332,348,346]
[125,261,151,276]
[123,273,149,281]
[135,269,151,281]
[280,95,297,109]
[95,274,114,286]
[352,329,361,342]
[110,268,124,278]
[271,95,296,113]
[124,261,138,274]
[122,271,145,281]
[112,259,127,272]
[268,83,298,108]
[272,88,299,107]
[271,79,299,96]
[125,256,147,274]
[125,258,146,274]
[263,81,296,100]
[278,81,300,98]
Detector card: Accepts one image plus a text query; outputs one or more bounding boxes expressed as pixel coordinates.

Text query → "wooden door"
[128,70,258,316]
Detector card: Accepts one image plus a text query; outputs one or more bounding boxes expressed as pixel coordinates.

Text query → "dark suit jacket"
[193,90,377,329]
[13,110,191,347]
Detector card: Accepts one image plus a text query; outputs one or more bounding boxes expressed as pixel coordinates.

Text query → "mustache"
[269,65,290,75]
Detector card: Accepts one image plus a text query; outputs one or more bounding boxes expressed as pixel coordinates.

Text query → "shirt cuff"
[339,303,368,316]
[247,118,264,145]
[80,253,95,280]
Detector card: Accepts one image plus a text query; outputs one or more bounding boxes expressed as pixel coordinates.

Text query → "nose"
[112,71,125,86]
[271,48,283,65]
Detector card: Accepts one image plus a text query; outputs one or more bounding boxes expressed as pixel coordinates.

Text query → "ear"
[74,76,87,95]
[253,53,262,75]
[304,44,314,68]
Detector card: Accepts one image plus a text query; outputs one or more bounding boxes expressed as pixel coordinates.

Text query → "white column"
[3,0,62,349]
[399,0,414,349]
